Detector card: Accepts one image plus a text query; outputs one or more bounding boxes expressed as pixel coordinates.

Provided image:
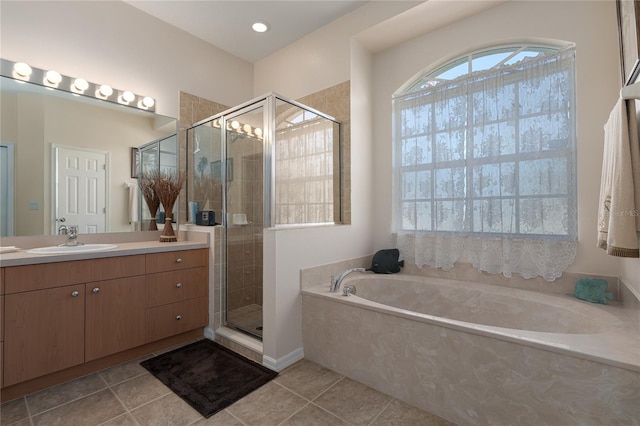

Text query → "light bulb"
[231,120,240,129]
[142,96,154,108]
[99,85,113,97]
[122,91,135,103]
[254,127,263,137]
[13,62,32,80]
[72,78,89,93]
[44,70,62,86]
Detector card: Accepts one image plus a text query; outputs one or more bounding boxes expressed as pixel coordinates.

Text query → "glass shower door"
[224,102,266,339]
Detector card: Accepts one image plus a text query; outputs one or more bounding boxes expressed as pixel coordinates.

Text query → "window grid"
[396,48,574,238]
[275,118,334,225]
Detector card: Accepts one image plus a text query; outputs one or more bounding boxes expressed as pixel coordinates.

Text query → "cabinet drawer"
[4,255,145,293]
[145,297,207,342]
[146,267,207,308]
[145,249,207,274]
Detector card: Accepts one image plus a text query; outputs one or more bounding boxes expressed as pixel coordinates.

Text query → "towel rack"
[620,81,640,99]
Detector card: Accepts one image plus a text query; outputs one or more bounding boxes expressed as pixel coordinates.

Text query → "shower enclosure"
[187,94,341,340]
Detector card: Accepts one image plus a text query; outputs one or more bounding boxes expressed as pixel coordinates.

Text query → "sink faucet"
[58,224,68,235]
[59,225,84,247]
[330,267,366,292]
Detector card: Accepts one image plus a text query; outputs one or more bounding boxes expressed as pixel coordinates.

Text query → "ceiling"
[125,1,369,63]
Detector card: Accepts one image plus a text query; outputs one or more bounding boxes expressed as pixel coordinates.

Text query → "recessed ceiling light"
[252,21,270,33]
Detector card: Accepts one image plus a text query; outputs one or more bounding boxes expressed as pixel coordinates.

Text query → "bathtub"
[302,274,640,425]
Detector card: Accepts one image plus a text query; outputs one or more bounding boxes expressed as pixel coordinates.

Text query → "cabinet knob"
[176,258,183,263]
[176,282,182,288]
[176,315,182,320]
[92,287,100,294]
[71,291,79,297]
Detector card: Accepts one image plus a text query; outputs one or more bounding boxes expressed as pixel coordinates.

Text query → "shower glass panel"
[224,102,266,338]
[273,98,341,225]
[138,134,178,230]
[186,94,341,341]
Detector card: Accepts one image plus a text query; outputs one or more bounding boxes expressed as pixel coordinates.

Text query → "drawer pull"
[71,291,79,297]
[176,282,182,288]
[176,258,183,263]
[176,315,182,320]
[92,287,100,294]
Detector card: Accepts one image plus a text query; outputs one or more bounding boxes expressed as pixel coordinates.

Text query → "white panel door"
[55,146,107,234]
[0,143,15,236]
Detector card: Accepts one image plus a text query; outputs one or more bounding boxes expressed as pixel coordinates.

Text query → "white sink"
[27,244,118,255]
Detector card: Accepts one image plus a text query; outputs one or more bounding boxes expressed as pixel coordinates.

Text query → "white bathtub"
[302,274,640,425]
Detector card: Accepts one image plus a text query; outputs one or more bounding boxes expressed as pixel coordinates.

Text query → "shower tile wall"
[227,152,263,315]
[178,92,229,225]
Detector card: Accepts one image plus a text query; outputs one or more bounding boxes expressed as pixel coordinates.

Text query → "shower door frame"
[187,92,341,340]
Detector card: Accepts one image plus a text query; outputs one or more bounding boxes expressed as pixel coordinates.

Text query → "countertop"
[0,240,209,267]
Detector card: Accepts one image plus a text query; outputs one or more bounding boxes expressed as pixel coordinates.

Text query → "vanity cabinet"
[85,276,146,362]
[1,268,5,387]
[1,248,208,391]
[145,250,208,342]
[4,285,85,386]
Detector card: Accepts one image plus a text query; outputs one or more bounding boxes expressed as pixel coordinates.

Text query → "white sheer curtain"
[392,47,577,281]
[274,116,335,225]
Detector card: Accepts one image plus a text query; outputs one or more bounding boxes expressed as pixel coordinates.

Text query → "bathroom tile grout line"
[99,373,147,426]
[366,397,395,426]
[273,375,365,426]
[270,379,359,426]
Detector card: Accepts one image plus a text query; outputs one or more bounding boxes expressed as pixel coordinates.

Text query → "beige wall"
[1,1,254,119]
[370,0,622,278]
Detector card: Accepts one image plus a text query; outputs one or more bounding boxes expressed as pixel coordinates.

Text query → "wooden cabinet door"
[4,285,85,386]
[85,276,146,362]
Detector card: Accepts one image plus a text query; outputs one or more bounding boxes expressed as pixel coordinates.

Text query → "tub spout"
[330,268,366,292]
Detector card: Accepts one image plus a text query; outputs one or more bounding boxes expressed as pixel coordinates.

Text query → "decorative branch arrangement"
[146,169,186,242]
[139,176,160,231]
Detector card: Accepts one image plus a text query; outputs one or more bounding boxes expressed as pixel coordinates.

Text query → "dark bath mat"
[140,339,277,418]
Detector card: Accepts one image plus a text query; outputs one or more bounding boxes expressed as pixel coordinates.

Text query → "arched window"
[392,45,577,281]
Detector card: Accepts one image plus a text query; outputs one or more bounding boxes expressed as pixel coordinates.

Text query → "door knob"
[176,282,182,288]
[176,315,182,320]
[71,291,79,297]
[92,287,100,294]
[176,258,183,263]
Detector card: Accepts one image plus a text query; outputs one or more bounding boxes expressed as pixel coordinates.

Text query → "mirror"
[0,75,177,237]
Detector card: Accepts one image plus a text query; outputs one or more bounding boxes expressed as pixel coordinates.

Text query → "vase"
[159,217,177,242]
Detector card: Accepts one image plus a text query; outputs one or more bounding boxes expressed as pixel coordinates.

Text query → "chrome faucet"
[59,225,84,247]
[58,224,68,235]
[330,267,366,292]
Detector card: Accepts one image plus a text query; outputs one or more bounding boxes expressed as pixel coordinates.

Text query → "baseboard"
[204,326,215,340]
[263,347,304,372]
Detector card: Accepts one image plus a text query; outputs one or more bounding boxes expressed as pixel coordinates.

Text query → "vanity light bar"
[0,58,156,112]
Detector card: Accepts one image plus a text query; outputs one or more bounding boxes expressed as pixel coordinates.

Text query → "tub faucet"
[59,225,84,247]
[330,267,366,292]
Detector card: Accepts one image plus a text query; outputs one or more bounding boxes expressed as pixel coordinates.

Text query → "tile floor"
[1,340,455,426]
[227,305,263,339]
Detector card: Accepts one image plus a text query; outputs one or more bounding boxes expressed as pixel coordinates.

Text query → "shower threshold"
[227,304,263,340]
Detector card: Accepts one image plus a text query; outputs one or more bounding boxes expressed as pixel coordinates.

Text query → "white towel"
[597,99,640,257]
[127,180,139,224]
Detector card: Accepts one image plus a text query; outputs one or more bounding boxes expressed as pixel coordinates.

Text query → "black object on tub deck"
[367,249,404,274]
